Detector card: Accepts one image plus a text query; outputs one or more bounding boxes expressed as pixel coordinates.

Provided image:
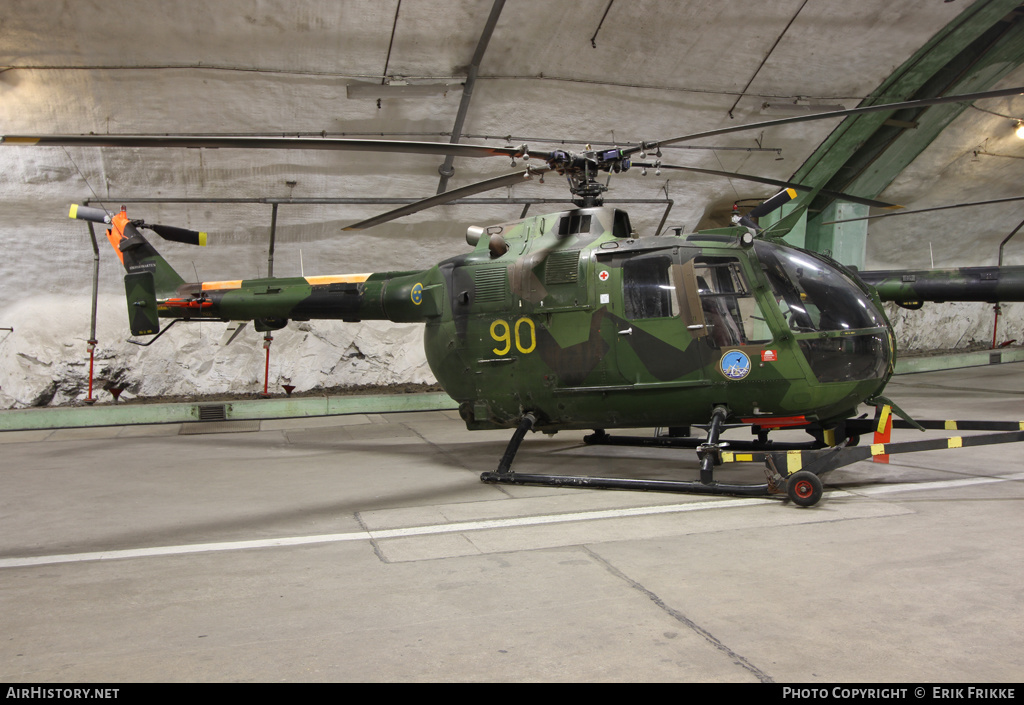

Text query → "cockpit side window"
[693,257,772,346]
[623,255,679,320]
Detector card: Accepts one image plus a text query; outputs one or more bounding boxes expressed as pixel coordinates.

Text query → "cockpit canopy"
[756,242,885,333]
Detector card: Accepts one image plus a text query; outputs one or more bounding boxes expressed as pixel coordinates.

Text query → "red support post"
[85,339,97,405]
[262,334,273,397]
[992,303,1001,349]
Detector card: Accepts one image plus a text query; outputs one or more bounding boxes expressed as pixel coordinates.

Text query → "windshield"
[755,242,885,333]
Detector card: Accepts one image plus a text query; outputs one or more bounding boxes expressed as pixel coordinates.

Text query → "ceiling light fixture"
[1015,120,1024,140]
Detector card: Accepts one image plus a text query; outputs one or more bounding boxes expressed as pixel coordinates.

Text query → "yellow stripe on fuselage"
[304,274,371,285]
[201,280,243,291]
[200,274,371,291]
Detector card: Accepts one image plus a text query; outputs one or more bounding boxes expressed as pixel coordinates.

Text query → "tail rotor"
[69,204,207,246]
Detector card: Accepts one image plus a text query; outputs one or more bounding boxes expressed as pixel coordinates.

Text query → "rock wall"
[885,301,1024,353]
[0,296,433,409]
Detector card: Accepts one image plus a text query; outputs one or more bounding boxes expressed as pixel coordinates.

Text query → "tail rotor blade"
[68,204,113,224]
[147,223,208,246]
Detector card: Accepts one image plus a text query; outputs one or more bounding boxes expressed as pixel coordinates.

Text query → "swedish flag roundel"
[411,282,424,305]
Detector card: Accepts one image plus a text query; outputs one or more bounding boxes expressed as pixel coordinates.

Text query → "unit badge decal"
[720,350,751,380]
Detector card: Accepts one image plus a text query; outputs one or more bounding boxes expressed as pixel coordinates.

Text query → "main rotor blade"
[820,196,1024,224]
[343,167,547,230]
[0,134,530,160]
[748,188,798,219]
[631,86,1024,152]
[633,162,899,209]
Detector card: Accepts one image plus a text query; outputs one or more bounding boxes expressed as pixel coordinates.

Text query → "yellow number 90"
[514,317,536,354]
[490,319,512,355]
[490,317,536,355]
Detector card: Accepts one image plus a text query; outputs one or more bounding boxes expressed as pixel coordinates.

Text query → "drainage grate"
[197,404,227,421]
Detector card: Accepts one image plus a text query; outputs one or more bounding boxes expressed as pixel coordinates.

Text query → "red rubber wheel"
[787,471,823,507]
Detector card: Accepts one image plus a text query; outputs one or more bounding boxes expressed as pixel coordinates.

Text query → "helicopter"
[7,87,1024,508]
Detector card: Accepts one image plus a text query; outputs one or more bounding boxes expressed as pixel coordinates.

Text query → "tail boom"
[74,204,444,336]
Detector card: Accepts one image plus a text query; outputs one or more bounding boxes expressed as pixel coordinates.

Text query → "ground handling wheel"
[786,471,823,507]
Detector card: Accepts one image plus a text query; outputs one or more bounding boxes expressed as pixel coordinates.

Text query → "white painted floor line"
[2,473,1021,569]
[853,471,1024,495]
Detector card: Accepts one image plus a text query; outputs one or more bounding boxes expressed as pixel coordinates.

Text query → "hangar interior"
[1,0,1023,407]
[2,1,1024,685]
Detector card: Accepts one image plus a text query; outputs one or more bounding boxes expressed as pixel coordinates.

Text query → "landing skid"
[479,470,776,498]
[480,408,792,503]
[479,409,1024,508]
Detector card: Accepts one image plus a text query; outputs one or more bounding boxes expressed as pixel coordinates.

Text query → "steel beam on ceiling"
[794,0,1024,197]
[786,0,1024,262]
[436,0,505,195]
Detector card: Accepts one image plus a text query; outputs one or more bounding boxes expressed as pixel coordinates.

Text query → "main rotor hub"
[546,147,631,207]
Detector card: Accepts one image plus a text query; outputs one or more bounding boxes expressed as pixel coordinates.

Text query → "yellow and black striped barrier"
[722,420,1024,477]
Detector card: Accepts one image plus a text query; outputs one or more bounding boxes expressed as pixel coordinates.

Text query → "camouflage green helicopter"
[9,87,1024,507]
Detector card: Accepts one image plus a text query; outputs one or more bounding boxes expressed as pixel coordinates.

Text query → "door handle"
[618,327,633,335]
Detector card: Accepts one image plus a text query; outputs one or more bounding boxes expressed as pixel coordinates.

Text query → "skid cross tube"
[697,406,730,484]
[493,412,537,475]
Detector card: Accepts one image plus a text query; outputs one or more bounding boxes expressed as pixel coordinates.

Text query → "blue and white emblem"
[720,350,751,380]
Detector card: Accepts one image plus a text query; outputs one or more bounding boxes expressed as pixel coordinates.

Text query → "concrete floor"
[1,364,1022,683]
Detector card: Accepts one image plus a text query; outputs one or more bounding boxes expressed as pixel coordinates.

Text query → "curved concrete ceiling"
[0,0,1021,296]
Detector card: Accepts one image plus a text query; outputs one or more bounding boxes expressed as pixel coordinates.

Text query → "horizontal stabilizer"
[220,321,248,346]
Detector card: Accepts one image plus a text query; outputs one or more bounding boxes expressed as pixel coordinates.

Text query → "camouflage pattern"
[423,208,893,432]
[105,204,919,435]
